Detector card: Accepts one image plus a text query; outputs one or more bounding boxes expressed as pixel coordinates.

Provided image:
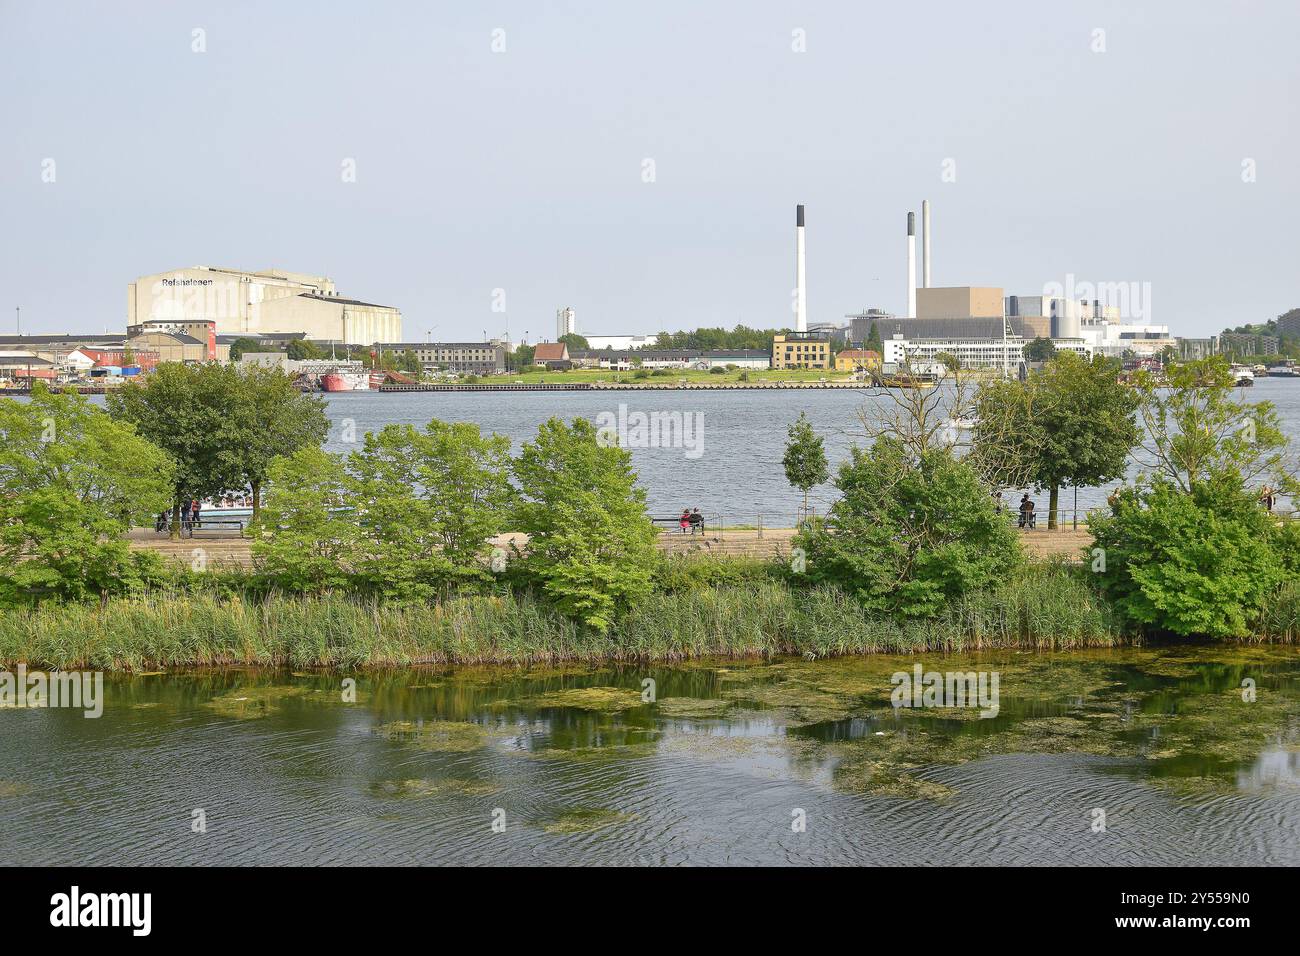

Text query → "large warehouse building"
[128,266,402,345]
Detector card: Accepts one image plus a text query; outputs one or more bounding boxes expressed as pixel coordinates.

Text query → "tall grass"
[0,563,1125,670]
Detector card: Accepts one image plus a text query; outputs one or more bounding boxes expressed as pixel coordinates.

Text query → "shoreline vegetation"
[3,354,1299,672]
[0,564,1125,671]
[3,562,1298,672]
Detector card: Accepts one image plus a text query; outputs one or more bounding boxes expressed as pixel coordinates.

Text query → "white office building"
[556,307,576,340]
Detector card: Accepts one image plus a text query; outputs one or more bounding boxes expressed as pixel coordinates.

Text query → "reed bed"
[0,562,1128,671]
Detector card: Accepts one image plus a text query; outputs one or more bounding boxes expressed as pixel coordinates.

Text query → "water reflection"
[1,645,1297,865]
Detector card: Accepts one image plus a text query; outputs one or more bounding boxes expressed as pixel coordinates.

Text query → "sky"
[1,0,1297,341]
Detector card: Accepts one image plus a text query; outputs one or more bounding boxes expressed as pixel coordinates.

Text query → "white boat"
[1230,365,1255,387]
[1267,364,1300,378]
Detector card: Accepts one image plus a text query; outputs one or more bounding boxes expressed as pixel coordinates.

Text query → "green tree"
[782,412,829,523]
[973,352,1139,528]
[1133,356,1290,495]
[796,438,1019,617]
[511,418,657,631]
[286,339,324,361]
[106,363,249,538]
[251,446,358,593]
[512,343,536,369]
[412,420,514,571]
[399,349,423,376]
[934,351,962,373]
[1023,337,1056,363]
[558,333,589,351]
[865,321,883,353]
[227,337,264,362]
[1089,477,1282,638]
[347,426,458,599]
[0,385,173,604]
[234,366,330,518]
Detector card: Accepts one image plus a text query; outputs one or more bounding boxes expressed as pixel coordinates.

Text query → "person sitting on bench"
[688,508,704,534]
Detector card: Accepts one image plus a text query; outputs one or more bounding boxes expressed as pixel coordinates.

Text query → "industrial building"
[585,334,656,351]
[128,266,402,345]
[846,309,894,346]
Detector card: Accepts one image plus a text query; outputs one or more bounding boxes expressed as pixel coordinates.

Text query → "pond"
[2,645,1297,865]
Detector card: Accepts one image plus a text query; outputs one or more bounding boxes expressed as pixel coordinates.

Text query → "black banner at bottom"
[3,866,1279,942]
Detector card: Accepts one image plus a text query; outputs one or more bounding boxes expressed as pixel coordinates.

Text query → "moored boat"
[320,369,370,392]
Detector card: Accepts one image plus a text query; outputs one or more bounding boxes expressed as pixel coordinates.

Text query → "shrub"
[1088,477,1283,638]
[796,437,1020,617]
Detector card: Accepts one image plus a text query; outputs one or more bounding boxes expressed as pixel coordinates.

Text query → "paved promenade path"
[128,526,1092,570]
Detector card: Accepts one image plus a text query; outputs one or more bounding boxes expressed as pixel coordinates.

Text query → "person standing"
[180,498,193,534]
[1018,494,1033,529]
[191,498,202,530]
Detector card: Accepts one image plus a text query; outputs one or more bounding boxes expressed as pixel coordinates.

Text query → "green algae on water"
[516,686,646,713]
[371,778,499,798]
[542,808,639,834]
[375,719,495,752]
[655,697,733,719]
[205,682,368,718]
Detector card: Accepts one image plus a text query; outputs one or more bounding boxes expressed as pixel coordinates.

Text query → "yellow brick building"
[771,333,830,370]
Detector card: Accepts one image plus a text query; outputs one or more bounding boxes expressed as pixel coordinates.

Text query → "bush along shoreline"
[3,354,1300,670]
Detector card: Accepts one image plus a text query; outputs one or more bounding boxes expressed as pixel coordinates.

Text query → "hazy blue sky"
[2,1,1297,340]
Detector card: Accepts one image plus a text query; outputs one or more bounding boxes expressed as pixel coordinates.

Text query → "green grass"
[0,561,1128,671]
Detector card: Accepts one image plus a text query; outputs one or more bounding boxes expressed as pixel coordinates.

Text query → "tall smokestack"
[922,200,931,288]
[906,211,916,319]
[795,204,807,332]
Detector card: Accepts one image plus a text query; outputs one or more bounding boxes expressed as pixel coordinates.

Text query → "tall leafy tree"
[865,321,883,353]
[1133,356,1290,495]
[782,412,829,523]
[234,366,329,517]
[973,352,1139,528]
[1023,337,1057,363]
[0,385,173,604]
[512,418,657,631]
[347,425,459,599]
[106,363,249,538]
[251,446,358,594]
[416,421,514,568]
[344,421,514,597]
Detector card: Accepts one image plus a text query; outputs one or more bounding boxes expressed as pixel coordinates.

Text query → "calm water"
[3,646,1298,865]
[317,378,1300,522]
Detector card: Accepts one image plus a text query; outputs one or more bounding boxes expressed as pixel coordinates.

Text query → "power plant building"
[128,266,402,345]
